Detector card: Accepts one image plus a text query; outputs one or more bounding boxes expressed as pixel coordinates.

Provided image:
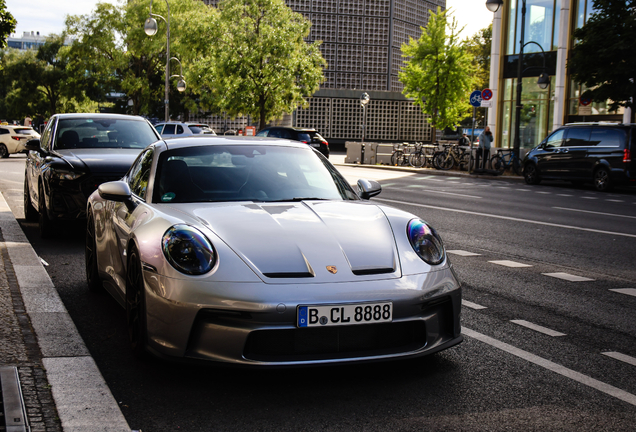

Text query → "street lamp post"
[486,0,550,167]
[359,92,370,164]
[144,0,186,122]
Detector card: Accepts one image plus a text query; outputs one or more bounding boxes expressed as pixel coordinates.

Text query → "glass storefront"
[506,0,562,55]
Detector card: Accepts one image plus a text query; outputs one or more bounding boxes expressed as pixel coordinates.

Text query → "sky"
[5,0,493,40]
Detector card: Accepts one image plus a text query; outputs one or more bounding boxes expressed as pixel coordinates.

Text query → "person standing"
[475,126,493,170]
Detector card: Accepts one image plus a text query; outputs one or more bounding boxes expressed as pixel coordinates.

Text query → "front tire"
[593,167,611,192]
[38,184,54,238]
[85,212,103,292]
[126,245,148,359]
[523,163,541,185]
[24,178,38,221]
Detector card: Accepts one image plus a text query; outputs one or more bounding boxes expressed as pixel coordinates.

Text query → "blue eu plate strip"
[298,306,308,327]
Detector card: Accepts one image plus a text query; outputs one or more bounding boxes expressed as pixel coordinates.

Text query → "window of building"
[506,0,561,55]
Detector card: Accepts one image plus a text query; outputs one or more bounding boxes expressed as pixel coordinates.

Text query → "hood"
[57,148,143,175]
[190,201,401,283]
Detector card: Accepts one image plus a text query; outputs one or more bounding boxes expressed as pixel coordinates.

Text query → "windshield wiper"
[265,197,330,202]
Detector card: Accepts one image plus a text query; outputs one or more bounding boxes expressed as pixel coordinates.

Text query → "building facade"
[487,0,630,154]
[196,0,441,143]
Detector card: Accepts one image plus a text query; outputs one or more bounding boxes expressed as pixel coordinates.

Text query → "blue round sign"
[470,90,482,107]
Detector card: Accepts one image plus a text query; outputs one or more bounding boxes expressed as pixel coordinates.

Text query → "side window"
[155,124,164,134]
[589,128,625,148]
[39,119,55,151]
[128,149,154,200]
[268,129,281,138]
[0,128,8,134]
[564,127,591,147]
[176,125,184,134]
[256,130,268,137]
[279,129,293,139]
[163,124,176,135]
[545,129,565,148]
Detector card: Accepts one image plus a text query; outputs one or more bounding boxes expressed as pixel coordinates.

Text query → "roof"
[161,135,308,151]
[54,113,149,121]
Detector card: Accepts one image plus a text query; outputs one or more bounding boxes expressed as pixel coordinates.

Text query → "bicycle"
[409,142,437,168]
[433,144,470,171]
[391,142,412,166]
[490,148,521,175]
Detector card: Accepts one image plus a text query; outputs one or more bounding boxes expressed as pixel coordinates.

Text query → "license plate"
[297,302,392,328]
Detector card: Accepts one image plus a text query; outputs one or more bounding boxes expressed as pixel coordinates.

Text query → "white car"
[154,122,217,139]
[0,125,40,157]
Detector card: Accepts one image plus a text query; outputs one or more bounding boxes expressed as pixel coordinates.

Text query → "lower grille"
[244,321,427,362]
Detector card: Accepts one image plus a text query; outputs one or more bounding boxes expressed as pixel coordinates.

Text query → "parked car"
[154,122,217,139]
[522,122,635,191]
[0,125,40,157]
[24,113,160,237]
[85,136,462,365]
[256,126,330,158]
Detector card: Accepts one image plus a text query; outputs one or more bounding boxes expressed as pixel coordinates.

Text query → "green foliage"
[399,7,473,130]
[569,0,636,118]
[0,0,16,49]
[460,24,492,127]
[191,0,326,130]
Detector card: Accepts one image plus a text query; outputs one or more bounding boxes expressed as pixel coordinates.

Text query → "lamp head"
[144,17,158,36]
[177,79,186,92]
[360,92,370,107]
[486,0,504,12]
[537,72,550,90]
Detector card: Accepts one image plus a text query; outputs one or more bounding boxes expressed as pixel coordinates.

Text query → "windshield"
[54,118,158,150]
[14,128,35,135]
[189,125,215,134]
[154,145,358,203]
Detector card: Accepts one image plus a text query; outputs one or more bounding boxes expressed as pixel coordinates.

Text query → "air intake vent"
[351,267,394,276]
[263,272,314,278]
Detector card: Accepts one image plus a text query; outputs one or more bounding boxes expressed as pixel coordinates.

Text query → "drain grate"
[0,367,29,432]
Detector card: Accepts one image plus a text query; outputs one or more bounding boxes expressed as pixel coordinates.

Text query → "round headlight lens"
[407,219,445,265]
[162,225,216,275]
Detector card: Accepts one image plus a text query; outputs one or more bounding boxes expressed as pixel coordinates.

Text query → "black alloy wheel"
[85,212,103,292]
[0,144,8,158]
[126,245,148,359]
[38,184,54,238]
[23,178,38,221]
[593,167,611,192]
[523,163,541,185]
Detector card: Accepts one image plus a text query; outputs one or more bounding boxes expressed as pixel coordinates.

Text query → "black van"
[522,123,635,191]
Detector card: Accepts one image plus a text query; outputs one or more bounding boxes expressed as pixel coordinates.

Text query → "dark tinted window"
[163,124,176,134]
[128,148,154,200]
[256,130,268,137]
[564,127,591,147]
[176,125,184,134]
[589,128,625,148]
[297,133,311,143]
[544,129,564,147]
[55,118,158,149]
[155,124,164,133]
[279,129,293,139]
[268,129,281,138]
[0,128,8,134]
[189,125,212,134]
[15,128,34,135]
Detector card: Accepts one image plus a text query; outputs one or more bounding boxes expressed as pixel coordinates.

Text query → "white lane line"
[462,300,487,310]
[510,320,566,337]
[489,260,533,268]
[402,187,482,199]
[557,194,573,197]
[447,250,481,257]
[516,189,531,192]
[543,272,595,282]
[462,327,636,407]
[373,198,636,239]
[602,352,636,367]
[536,191,551,194]
[606,199,625,203]
[582,197,599,200]
[609,288,636,297]
[553,206,636,220]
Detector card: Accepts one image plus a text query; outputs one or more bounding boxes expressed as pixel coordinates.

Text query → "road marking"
[489,260,533,268]
[462,300,487,310]
[510,320,566,337]
[536,191,551,194]
[553,206,636,220]
[381,182,397,187]
[402,187,482,199]
[447,250,481,257]
[609,288,636,297]
[606,199,624,203]
[516,189,532,192]
[373,198,636,239]
[602,352,636,367]
[557,194,573,197]
[543,272,595,282]
[462,327,636,407]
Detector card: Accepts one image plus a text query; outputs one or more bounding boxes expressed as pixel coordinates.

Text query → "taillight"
[624,149,632,163]
[11,136,21,141]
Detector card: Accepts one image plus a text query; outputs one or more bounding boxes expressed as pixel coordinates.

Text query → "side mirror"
[25,138,41,152]
[98,181,136,211]
[357,179,382,200]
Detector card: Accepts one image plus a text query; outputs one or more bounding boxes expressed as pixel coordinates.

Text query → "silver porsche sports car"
[86,136,462,365]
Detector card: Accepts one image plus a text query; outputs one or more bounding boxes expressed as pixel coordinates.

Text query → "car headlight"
[162,225,216,275]
[407,219,445,265]
[50,169,85,181]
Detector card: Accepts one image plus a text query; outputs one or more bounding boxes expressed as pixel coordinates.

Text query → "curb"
[0,192,130,432]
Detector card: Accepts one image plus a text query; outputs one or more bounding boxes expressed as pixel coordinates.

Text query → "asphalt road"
[2,153,636,431]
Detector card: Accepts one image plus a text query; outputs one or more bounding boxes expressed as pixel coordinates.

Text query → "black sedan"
[24,113,160,237]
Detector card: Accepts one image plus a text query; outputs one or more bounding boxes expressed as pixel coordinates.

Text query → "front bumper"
[142,268,462,366]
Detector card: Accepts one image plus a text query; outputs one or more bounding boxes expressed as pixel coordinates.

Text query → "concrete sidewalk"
[0,192,130,432]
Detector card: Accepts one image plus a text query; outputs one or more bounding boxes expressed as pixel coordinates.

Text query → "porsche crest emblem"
[326,265,338,274]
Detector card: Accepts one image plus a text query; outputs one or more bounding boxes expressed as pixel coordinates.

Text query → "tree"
[461,24,492,127]
[191,0,325,130]
[569,0,636,122]
[0,0,16,49]
[399,7,473,130]
[64,0,211,117]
